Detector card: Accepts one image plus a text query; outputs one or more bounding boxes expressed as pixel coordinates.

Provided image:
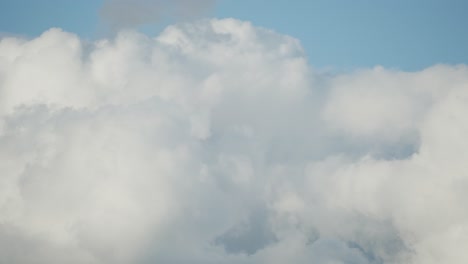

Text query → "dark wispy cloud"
[100,0,216,30]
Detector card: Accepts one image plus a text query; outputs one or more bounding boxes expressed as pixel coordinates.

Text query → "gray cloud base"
[1,19,468,263]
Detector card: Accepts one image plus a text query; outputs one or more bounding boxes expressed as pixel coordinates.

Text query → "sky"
[1,1,468,264]
[1,0,468,70]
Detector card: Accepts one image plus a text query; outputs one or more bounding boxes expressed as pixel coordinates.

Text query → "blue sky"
[1,0,467,70]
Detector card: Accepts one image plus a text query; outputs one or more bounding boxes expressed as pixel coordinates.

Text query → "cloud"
[100,0,217,31]
[1,18,468,263]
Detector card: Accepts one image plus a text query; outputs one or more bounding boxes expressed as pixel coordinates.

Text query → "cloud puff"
[1,18,468,263]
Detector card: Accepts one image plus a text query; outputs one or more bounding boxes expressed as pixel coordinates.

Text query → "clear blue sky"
[1,0,467,71]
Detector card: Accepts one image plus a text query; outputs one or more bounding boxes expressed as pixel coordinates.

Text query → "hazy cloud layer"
[100,0,216,30]
[1,19,468,263]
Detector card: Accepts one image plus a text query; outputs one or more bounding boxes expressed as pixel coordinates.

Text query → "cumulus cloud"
[100,0,216,31]
[1,18,468,263]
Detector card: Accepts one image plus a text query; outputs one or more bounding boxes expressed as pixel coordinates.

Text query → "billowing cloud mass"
[100,0,216,30]
[1,18,468,264]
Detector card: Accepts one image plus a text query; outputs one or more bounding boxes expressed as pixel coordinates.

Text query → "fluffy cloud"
[1,18,468,263]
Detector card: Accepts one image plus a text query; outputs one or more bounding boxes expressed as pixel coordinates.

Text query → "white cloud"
[1,18,468,263]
